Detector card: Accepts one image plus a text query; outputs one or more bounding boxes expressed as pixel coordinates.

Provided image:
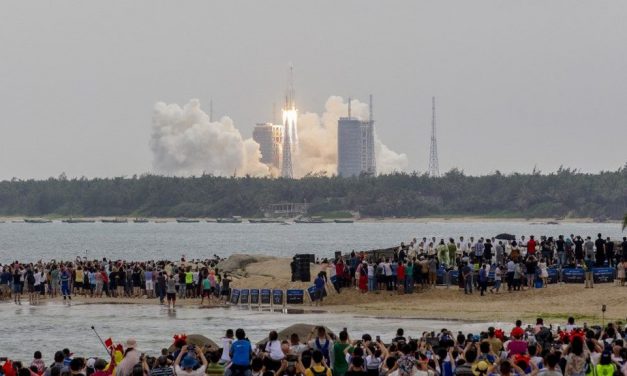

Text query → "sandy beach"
[17,256,627,325]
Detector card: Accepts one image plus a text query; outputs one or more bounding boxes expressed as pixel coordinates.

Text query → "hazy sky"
[1,1,626,180]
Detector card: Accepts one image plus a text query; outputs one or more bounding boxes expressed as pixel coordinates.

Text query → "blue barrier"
[230,288,240,304]
[250,289,259,304]
[272,289,283,305]
[286,289,305,304]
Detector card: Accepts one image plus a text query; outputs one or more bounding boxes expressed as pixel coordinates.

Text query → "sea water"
[0,302,513,360]
[0,221,621,262]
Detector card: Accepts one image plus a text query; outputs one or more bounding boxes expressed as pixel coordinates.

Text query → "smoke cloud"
[150,99,269,176]
[295,96,408,176]
[150,97,407,178]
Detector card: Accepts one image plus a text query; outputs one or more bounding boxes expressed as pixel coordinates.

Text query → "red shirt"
[397,264,405,279]
[527,239,536,254]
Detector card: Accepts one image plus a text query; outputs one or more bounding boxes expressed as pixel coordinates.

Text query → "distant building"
[252,123,283,170]
[337,117,376,177]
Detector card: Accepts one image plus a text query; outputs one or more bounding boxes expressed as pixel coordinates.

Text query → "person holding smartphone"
[175,345,207,376]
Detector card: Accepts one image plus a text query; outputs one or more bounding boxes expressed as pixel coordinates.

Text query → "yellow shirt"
[305,365,332,376]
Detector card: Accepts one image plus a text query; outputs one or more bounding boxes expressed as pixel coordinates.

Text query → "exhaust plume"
[150,99,269,176]
[296,96,408,176]
[149,97,407,178]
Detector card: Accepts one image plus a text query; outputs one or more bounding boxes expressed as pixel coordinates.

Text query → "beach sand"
[17,257,627,325]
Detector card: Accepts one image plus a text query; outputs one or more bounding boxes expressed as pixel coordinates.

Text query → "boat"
[24,219,52,223]
[294,216,326,224]
[176,218,200,223]
[101,218,128,223]
[261,219,285,223]
[133,218,149,223]
[249,218,284,224]
[217,216,243,223]
[333,219,354,224]
[62,218,96,223]
[155,219,169,223]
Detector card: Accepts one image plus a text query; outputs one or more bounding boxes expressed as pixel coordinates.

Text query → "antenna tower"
[428,96,440,177]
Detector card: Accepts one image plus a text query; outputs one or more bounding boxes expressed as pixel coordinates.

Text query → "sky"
[1,1,626,180]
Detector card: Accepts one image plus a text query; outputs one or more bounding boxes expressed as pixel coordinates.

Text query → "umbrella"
[257,323,336,345]
[495,233,516,241]
[168,334,219,352]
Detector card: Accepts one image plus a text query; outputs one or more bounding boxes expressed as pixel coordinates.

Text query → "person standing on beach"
[584,237,595,265]
[595,234,606,267]
[463,261,473,294]
[478,264,488,296]
[156,271,166,304]
[437,240,449,267]
[166,274,177,309]
[60,266,71,304]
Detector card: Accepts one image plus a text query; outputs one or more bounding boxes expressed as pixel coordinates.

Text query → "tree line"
[0,166,625,219]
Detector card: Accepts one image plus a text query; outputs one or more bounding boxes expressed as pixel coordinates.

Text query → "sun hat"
[126,338,137,349]
[472,360,490,376]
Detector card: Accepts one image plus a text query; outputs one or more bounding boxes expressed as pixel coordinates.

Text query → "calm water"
[0,221,622,262]
[0,302,513,360]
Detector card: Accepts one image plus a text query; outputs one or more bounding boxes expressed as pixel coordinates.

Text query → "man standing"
[605,237,615,267]
[584,237,595,264]
[527,236,537,256]
[463,261,473,294]
[478,264,488,296]
[60,266,72,305]
[595,234,606,267]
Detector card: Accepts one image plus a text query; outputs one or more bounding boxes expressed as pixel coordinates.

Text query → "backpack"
[27,273,35,285]
[310,366,328,376]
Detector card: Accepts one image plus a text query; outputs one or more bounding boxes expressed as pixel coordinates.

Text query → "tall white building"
[337,116,376,177]
[252,123,283,170]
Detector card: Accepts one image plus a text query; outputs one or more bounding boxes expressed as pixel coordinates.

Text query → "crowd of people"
[316,234,627,297]
[2,317,627,376]
[2,233,627,307]
[0,257,231,307]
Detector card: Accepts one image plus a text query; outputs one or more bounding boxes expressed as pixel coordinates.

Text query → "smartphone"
[376,336,381,342]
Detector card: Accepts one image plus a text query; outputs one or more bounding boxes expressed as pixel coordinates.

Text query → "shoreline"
[0,215,619,224]
[6,283,626,325]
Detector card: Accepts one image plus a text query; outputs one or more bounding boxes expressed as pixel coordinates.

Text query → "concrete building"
[252,122,283,170]
[337,117,376,177]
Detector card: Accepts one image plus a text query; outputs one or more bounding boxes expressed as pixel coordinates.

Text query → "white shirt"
[220,337,232,362]
[265,340,284,360]
[175,365,206,376]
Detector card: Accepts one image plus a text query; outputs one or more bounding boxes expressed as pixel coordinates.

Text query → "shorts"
[167,293,176,301]
[221,288,229,296]
[75,282,83,289]
[202,289,210,297]
[146,280,154,290]
[13,283,22,293]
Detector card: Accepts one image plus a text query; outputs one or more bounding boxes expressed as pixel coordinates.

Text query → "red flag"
[104,338,113,348]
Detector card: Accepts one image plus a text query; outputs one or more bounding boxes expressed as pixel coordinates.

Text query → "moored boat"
[217,216,242,223]
[101,218,128,223]
[333,219,354,223]
[24,219,52,223]
[294,216,325,224]
[62,218,96,223]
[176,218,200,223]
[133,218,149,223]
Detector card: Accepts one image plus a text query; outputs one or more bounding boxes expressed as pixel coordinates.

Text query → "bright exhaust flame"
[282,108,299,154]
